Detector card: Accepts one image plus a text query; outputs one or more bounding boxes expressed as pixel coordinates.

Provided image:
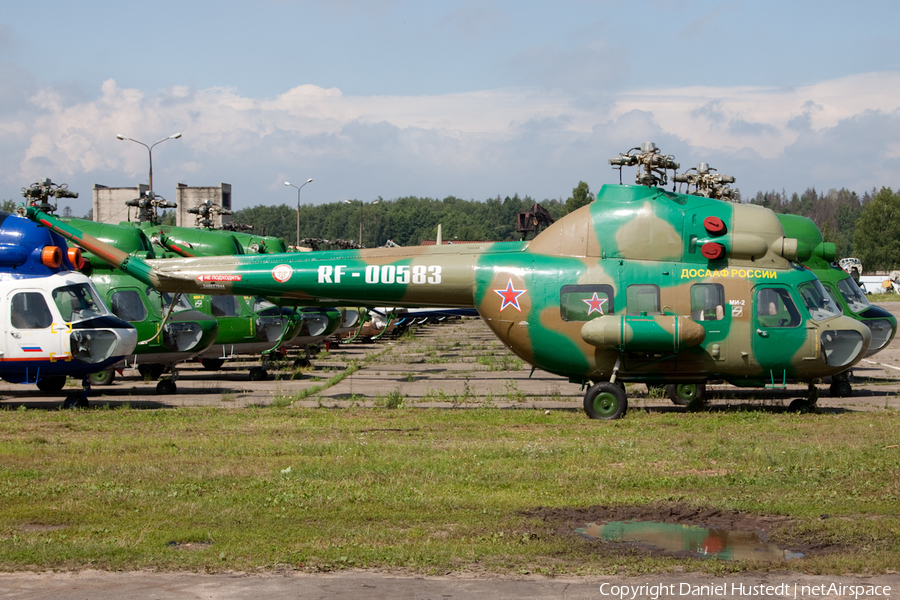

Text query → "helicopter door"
[751,285,813,374]
[4,290,67,364]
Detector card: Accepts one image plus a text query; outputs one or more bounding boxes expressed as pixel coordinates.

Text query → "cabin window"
[836,278,870,314]
[690,283,725,321]
[755,287,801,328]
[211,295,240,318]
[797,280,841,322]
[559,284,614,321]
[52,284,106,322]
[626,284,660,316]
[110,290,148,322]
[10,292,54,329]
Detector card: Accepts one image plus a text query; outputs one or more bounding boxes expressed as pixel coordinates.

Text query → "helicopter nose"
[863,318,895,357]
[820,316,871,369]
[70,326,138,364]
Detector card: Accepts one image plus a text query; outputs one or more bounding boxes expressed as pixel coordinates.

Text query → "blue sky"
[2,0,900,212]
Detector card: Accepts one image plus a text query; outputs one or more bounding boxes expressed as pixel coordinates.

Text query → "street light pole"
[344,199,379,247]
[285,178,313,248]
[116,132,182,192]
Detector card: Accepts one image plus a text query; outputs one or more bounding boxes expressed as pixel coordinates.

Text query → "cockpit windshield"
[52,283,110,323]
[146,288,192,312]
[836,277,871,314]
[797,280,842,322]
[251,296,282,317]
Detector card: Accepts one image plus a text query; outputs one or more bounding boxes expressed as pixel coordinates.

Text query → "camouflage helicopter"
[646,162,897,406]
[27,143,873,419]
[776,213,896,396]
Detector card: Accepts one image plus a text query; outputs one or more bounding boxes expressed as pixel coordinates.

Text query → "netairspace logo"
[597,581,892,599]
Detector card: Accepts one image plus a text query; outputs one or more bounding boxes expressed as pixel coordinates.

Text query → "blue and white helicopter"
[1,180,138,407]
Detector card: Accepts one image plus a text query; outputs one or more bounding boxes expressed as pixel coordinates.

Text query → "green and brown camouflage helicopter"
[26,143,873,419]
[646,162,897,406]
[776,213,896,396]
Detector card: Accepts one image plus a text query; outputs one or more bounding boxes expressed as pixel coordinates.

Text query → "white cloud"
[5,72,900,206]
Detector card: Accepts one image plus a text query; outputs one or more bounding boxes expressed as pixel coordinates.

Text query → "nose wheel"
[62,376,92,409]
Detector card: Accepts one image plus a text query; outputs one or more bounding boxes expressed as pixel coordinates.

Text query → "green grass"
[1,407,898,575]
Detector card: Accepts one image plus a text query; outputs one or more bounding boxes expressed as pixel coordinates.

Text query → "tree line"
[4,181,899,272]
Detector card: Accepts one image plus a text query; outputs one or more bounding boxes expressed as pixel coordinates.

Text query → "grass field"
[1,405,898,575]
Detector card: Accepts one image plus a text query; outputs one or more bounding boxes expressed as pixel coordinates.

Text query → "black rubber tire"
[583,382,628,420]
[666,383,706,407]
[36,375,67,393]
[139,364,165,381]
[830,381,852,398]
[249,367,268,382]
[156,379,177,395]
[89,369,115,386]
[200,358,225,371]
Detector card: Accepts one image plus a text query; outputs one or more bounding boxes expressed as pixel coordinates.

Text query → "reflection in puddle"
[576,521,803,561]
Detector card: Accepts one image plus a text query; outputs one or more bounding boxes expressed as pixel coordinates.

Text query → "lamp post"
[116,132,182,192]
[285,178,314,248]
[344,199,380,247]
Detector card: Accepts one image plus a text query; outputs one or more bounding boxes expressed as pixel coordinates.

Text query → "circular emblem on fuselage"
[272,264,293,283]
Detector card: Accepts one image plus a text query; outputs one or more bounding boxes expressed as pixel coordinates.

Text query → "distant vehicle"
[0,196,137,406]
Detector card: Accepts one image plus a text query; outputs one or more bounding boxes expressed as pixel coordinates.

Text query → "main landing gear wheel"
[36,375,67,392]
[667,383,706,409]
[249,367,268,382]
[156,379,177,395]
[200,358,224,371]
[89,369,115,386]
[830,380,852,397]
[583,382,628,420]
[139,364,165,381]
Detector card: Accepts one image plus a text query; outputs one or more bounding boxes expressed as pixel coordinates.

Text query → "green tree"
[853,187,900,271]
[564,181,592,215]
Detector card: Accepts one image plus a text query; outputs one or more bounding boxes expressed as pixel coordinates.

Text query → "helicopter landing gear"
[789,382,820,413]
[36,375,67,392]
[200,358,224,371]
[156,367,179,395]
[249,366,268,382]
[583,382,628,420]
[829,371,853,397]
[89,369,116,386]
[62,377,91,409]
[666,383,707,410]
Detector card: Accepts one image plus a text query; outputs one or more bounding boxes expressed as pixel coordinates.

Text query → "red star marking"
[582,292,607,315]
[494,278,527,312]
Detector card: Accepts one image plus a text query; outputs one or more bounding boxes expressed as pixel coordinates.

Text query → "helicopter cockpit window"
[559,284,614,321]
[797,280,842,322]
[626,284,660,316]
[836,277,871,314]
[110,290,148,322]
[10,292,53,329]
[690,283,725,321]
[211,295,240,318]
[756,287,801,328]
[251,296,283,317]
[146,289,192,313]
[52,283,108,323]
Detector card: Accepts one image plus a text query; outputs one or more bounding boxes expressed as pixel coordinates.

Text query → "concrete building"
[92,184,148,224]
[91,183,232,228]
[176,183,232,228]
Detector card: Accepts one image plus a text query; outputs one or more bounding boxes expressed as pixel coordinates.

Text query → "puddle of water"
[576,521,803,561]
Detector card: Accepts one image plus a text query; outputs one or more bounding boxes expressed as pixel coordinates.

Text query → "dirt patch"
[524,502,835,559]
